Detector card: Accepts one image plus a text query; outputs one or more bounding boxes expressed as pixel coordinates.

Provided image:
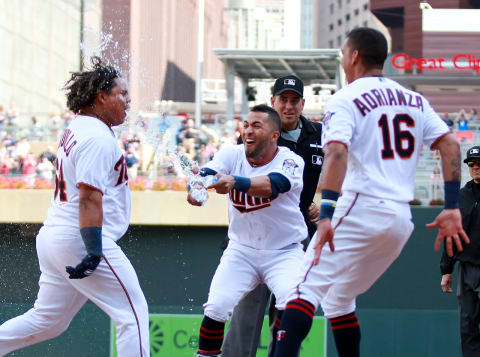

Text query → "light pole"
[195,0,205,128]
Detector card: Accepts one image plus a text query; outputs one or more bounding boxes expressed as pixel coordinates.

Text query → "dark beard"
[245,142,266,161]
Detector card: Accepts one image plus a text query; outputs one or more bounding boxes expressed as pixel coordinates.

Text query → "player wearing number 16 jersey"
[273,28,469,357]
[0,58,150,357]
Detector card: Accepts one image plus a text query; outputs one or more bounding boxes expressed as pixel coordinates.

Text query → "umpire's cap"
[464,146,480,163]
[272,75,304,97]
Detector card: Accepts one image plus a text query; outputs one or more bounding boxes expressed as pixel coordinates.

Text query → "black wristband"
[317,189,339,221]
[232,176,251,193]
[444,181,460,209]
[80,227,102,256]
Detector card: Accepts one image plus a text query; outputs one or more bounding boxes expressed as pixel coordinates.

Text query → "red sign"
[391,53,480,73]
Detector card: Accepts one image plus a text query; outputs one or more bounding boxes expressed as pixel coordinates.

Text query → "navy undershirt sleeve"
[268,172,291,198]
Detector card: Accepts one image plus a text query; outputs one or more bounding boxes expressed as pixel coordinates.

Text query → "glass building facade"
[0,0,81,125]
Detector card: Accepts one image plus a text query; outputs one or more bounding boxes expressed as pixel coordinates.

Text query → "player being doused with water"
[187,105,307,357]
[0,57,150,357]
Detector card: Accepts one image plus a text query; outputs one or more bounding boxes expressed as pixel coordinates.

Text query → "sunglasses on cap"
[467,161,480,168]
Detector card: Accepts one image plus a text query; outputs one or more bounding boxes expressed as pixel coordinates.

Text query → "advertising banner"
[111,314,326,357]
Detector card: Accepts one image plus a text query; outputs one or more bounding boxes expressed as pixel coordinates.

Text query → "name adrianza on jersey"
[352,88,424,117]
[230,189,276,213]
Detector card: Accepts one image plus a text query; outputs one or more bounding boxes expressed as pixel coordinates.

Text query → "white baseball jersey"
[322,76,449,203]
[204,145,307,249]
[43,115,131,241]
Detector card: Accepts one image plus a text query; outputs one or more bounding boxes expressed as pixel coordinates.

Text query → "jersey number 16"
[378,113,415,159]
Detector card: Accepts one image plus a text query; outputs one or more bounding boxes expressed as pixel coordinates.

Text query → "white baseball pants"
[0,226,150,357]
[204,241,304,323]
[291,192,414,318]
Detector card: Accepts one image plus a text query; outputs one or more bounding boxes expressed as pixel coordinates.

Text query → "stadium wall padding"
[0,207,461,356]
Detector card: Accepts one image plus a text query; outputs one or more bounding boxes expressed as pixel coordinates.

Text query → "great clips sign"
[392,53,480,73]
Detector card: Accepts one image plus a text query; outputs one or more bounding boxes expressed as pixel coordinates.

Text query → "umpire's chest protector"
[278,117,324,212]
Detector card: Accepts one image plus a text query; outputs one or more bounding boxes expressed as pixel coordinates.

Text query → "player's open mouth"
[245,139,255,144]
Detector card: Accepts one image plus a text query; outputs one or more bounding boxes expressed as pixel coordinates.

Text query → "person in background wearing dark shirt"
[39,146,56,164]
[222,75,324,357]
[441,145,480,357]
[442,112,454,130]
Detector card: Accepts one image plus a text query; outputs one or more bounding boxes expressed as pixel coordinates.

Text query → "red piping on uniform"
[296,193,359,299]
[246,148,279,168]
[104,256,143,357]
[325,140,349,151]
[296,261,315,299]
[333,193,359,230]
[76,182,104,195]
[430,131,450,150]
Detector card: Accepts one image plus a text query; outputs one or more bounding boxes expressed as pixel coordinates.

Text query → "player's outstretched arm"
[208,173,288,198]
[319,142,348,193]
[313,142,348,265]
[426,133,469,256]
[66,185,103,279]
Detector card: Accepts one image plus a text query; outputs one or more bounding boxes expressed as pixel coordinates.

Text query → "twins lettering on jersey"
[352,87,424,117]
[114,155,128,186]
[54,127,128,203]
[54,130,78,202]
[58,129,77,156]
[54,159,67,202]
[229,188,275,213]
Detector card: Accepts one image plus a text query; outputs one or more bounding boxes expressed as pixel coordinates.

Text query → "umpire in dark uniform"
[222,75,324,357]
[440,145,480,357]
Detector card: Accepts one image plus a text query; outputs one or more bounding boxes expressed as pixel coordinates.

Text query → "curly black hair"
[63,57,122,113]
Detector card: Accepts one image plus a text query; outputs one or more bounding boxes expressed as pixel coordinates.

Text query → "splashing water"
[81,26,164,169]
[80,25,218,202]
[81,25,153,127]
[167,149,218,204]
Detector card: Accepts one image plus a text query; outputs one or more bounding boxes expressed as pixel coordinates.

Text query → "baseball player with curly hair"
[0,57,150,357]
[273,28,469,357]
[187,104,307,357]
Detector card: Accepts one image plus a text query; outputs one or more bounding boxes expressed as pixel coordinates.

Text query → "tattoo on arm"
[451,157,461,182]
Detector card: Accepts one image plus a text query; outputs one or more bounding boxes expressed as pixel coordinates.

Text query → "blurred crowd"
[174,118,240,165]
[0,105,75,142]
[0,106,241,189]
[118,117,240,180]
[0,133,57,188]
[441,108,478,132]
[0,104,477,190]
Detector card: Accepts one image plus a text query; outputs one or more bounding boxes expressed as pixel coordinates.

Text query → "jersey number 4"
[378,113,415,159]
[54,159,67,202]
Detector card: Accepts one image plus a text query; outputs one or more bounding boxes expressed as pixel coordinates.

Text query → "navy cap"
[272,75,304,97]
[464,146,480,163]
